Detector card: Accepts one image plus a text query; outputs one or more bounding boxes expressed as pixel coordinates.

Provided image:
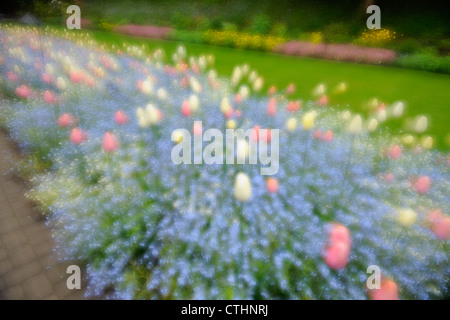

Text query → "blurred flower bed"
[0,25,449,299]
[203,30,286,51]
[274,41,396,64]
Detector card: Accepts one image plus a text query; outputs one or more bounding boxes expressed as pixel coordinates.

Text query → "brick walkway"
[0,132,86,299]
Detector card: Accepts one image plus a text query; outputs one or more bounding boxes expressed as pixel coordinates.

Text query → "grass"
[88,29,450,150]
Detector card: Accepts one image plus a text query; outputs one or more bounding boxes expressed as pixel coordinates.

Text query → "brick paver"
[0,132,86,300]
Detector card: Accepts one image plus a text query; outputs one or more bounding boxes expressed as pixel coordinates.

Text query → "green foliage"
[170,30,205,44]
[196,17,211,31]
[323,23,352,44]
[391,39,423,55]
[97,20,116,32]
[396,53,450,74]
[222,22,238,32]
[210,18,223,31]
[250,14,271,35]
[170,12,193,30]
[271,22,287,38]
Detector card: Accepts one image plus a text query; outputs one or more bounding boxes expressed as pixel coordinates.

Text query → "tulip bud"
[234,172,252,202]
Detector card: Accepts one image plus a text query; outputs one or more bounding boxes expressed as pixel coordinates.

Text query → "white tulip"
[157,88,168,101]
[392,102,404,118]
[141,79,153,95]
[145,104,160,125]
[189,95,199,112]
[414,115,428,133]
[367,118,378,132]
[56,77,66,90]
[220,97,232,114]
[378,109,387,122]
[347,115,362,134]
[234,172,252,202]
[253,77,264,92]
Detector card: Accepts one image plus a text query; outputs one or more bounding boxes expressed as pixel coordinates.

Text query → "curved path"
[0,132,85,299]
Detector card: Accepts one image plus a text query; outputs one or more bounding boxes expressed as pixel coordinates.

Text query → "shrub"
[396,53,450,74]
[250,14,271,35]
[197,17,212,31]
[391,39,423,55]
[170,30,205,44]
[323,23,352,44]
[271,23,288,38]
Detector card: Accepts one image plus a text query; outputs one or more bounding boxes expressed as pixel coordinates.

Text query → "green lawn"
[89,29,450,150]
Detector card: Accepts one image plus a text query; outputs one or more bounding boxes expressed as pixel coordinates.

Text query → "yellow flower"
[397,208,417,227]
[301,112,315,130]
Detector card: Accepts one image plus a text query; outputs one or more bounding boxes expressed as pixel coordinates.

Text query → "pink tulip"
[325,223,351,270]
[180,77,188,88]
[268,86,276,96]
[86,77,95,87]
[181,100,191,117]
[318,94,328,106]
[103,132,119,153]
[8,71,18,82]
[235,94,242,104]
[415,176,431,194]
[193,121,203,136]
[114,110,128,125]
[42,73,52,84]
[266,178,279,194]
[70,70,85,83]
[70,128,86,145]
[323,130,334,142]
[388,145,402,159]
[58,113,75,127]
[43,90,55,104]
[156,109,163,121]
[286,83,295,94]
[433,217,450,240]
[192,64,199,74]
[325,242,350,270]
[234,110,242,118]
[329,224,351,248]
[370,279,399,300]
[314,130,323,140]
[137,79,143,90]
[224,107,233,119]
[384,172,395,183]
[267,98,277,116]
[15,85,31,99]
[287,101,301,112]
[428,209,443,225]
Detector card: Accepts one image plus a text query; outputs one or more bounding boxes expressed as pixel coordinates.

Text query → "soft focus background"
[2,0,450,148]
[0,0,449,300]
